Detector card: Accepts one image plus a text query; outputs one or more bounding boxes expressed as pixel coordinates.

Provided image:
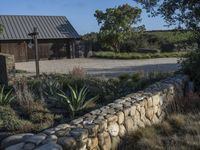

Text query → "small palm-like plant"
[57,85,98,117]
[0,86,15,106]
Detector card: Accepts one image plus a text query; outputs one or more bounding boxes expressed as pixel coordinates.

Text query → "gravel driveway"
[15,58,180,77]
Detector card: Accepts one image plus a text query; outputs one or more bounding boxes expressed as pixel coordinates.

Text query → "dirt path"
[15,58,180,77]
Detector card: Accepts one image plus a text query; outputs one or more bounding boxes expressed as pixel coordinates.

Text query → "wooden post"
[69,40,76,59]
[34,27,40,77]
[0,55,8,86]
[29,27,39,77]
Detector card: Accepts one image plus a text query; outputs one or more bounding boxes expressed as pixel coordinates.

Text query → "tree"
[134,0,200,45]
[94,4,143,52]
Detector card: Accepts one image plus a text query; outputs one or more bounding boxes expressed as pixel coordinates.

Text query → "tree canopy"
[135,0,200,31]
[94,4,143,52]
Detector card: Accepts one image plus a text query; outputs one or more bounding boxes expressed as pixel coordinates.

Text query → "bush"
[93,51,187,59]
[0,106,33,132]
[0,86,15,106]
[57,85,98,117]
[69,66,86,79]
[181,50,200,89]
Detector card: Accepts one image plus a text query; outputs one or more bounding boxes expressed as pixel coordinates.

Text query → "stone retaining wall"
[1,75,189,150]
[0,53,15,73]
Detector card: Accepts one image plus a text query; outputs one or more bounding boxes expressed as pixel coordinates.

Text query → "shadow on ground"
[86,63,180,78]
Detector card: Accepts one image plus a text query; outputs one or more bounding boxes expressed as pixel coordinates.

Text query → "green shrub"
[118,73,131,81]
[0,106,33,132]
[58,85,98,117]
[181,50,200,89]
[131,72,144,82]
[93,51,187,59]
[30,112,54,124]
[0,86,15,106]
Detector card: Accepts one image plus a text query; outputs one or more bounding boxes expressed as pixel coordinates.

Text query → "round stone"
[108,123,119,137]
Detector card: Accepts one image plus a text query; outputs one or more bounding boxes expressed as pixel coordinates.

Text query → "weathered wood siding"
[0,39,73,62]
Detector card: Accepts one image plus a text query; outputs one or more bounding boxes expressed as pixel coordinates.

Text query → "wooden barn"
[0,15,80,62]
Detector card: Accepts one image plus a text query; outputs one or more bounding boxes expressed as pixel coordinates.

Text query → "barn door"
[0,42,27,62]
[28,43,50,60]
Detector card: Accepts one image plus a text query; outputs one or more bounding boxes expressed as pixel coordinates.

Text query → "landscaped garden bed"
[93,51,187,59]
[0,70,173,140]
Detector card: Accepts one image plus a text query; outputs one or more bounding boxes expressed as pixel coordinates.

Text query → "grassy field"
[119,93,200,150]
[93,51,187,59]
[147,31,193,44]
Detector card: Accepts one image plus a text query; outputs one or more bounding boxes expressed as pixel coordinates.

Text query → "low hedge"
[93,51,187,59]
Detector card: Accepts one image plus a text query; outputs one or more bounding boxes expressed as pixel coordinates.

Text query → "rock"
[140,106,146,122]
[152,95,160,106]
[135,104,141,111]
[137,121,145,128]
[70,128,88,141]
[43,128,56,135]
[112,103,123,111]
[117,112,124,124]
[111,136,120,150]
[124,117,137,133]
[105,115,118,123]
[123,102,131,108]
[57,137,76,150]
[84,124,99,137]
[42,135,58,144]
[56,124,70,130]
[87,137,98,150]
[34,143,62,150]
[123,107,131,117]
[147,97,153,107]
[98,132,111,150]
[55,129,70,137]
[145,107,154,121]
[90,109,101,115]
[22,143,35,150]
[152,115,160,124]
[153,105,159,114]
[133,110,141,123]
[130,106,136,116]
[108,123,119,137]
[5,142,24,150]
[25,135,46,145]
[0,132,12,143]
[94,119,107,132]
[70,118,84,125]
[119,125,126,137]
[1,133,33,149]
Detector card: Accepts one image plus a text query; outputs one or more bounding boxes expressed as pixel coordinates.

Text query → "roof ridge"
[0,15,66,17]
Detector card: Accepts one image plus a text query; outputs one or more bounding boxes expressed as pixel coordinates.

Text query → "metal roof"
[0,15,80,40]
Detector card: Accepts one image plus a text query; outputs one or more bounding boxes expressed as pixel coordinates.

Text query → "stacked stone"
[0,53,15,73]
[1,75,189,150]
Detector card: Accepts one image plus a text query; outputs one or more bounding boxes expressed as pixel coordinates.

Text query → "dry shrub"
[120,127,162,150]
[156,121,173,136]
[169,93,200,113]
[69,66,86,79]
[13,78,34,104]
[167,114,185,130]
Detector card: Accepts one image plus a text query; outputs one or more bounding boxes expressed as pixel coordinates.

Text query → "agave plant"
[57,85,98,117]
[41,77,61,101]
[0,86,15,106]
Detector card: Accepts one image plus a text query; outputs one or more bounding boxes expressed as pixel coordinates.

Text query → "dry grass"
[119,93,200,150]
[69,66,86,79]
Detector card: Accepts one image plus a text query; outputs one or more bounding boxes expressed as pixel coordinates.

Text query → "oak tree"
[94,4,143,52]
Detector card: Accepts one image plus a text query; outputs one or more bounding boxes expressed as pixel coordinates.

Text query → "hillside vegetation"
[82,30,195,53]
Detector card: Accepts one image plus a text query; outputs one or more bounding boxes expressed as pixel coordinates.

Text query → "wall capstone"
[1,75,189,150]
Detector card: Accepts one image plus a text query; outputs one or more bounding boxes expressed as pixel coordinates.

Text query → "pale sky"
[0,0,172,35]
